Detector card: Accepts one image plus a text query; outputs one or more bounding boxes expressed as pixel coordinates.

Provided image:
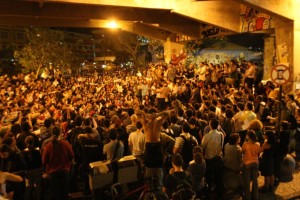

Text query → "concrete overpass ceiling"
[125,22,174,41]
[0,0,286,39]
[233,0,294,21]
[0,1,172,22]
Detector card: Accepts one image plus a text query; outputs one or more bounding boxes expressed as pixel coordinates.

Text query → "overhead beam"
[233,0,294,21]
[20,0,241,32]
[24,0,175,9]
[172,1,241,33]
[130,23,172,41]
[0,1,171,23]
[155,13,200,38]
[0,16,134,28]
[0,15,201,40]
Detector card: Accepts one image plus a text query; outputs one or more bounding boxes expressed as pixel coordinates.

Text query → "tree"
[14,27,75,78]
[147,39,164,63]
[112,31,140,68]
[95,30,163,72]
[0,47,22,76]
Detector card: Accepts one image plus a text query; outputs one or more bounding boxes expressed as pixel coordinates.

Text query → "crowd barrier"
[88,155,139,191]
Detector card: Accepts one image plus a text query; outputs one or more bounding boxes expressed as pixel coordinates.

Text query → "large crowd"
[0,59,300,200]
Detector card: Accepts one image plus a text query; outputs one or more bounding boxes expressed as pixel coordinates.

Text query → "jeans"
[242,163,259,200]
[145,167,163,190]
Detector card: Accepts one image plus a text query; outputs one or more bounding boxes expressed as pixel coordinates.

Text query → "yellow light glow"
[108,21,118,29]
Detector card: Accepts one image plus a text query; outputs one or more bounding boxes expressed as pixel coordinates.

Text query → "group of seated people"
[0,58,299,200]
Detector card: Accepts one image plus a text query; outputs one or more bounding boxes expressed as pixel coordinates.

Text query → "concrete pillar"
[263,35,276,80]
[294,15,300,90]
[274,18,294,91]
[164,37,184,64]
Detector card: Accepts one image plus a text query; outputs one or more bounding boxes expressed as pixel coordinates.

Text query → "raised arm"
[155,110,174,125]
[135,109,148,126]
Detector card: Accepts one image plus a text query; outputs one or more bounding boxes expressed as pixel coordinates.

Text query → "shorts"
[144,142,163,168]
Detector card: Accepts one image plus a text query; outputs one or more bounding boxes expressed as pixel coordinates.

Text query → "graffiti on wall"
[240,5,274,33]
[175,34,193,42]
[200,24,232,39]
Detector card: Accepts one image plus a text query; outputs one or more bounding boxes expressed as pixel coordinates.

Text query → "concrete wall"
[294,10,300,90]
[164,37,184,64]
[274,18,294,90]
[264,35,275,80]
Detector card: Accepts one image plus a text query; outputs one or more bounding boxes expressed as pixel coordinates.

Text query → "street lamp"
[108,21,118,29]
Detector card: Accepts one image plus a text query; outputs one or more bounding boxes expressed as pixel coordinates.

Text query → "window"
[16,32,25,40]
[1,31,8,39]
[2,44,8,49]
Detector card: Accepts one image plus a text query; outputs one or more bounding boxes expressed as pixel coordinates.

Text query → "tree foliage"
[96,30,163,71]
[14,27,74,77]
[0,47,22,76]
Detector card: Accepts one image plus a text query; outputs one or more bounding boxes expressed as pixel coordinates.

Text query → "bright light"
[108,21,118,29]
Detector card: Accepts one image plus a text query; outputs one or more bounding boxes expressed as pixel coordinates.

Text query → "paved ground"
[257,169,300,200]
[69,169,300,200]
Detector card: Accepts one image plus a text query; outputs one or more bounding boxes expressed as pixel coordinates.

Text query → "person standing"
[162,153,193,198]
[197,62,207,85]
[201,118,224,198]
[103,129,124,161]
[223,133,243,192]
[259,130,276,192]
[22,136,43,200]
[135,108,172,188]
[42,126,74,200]
[173,122,198,169]
[242,130,260,200]
[244,61,256,88]
[187,146,206,197]
[128,121,145,162]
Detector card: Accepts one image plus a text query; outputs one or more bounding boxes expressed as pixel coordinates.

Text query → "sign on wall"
[271,64,290,85]
[200,24,232,39]
[277,42,288,63]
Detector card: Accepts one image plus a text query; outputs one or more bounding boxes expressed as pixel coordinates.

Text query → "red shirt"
[42,139,74,174]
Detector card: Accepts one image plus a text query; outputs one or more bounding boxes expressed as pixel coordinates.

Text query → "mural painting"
[240,5,274,33]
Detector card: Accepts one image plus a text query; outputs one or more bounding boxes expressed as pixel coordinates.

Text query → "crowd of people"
[0,58,299,200]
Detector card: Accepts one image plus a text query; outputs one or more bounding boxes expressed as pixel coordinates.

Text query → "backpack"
[162,128,174,138]
[180,135,197,167]
[288,112,298,130]
[172,173,196,200]
[294,126,300,141]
